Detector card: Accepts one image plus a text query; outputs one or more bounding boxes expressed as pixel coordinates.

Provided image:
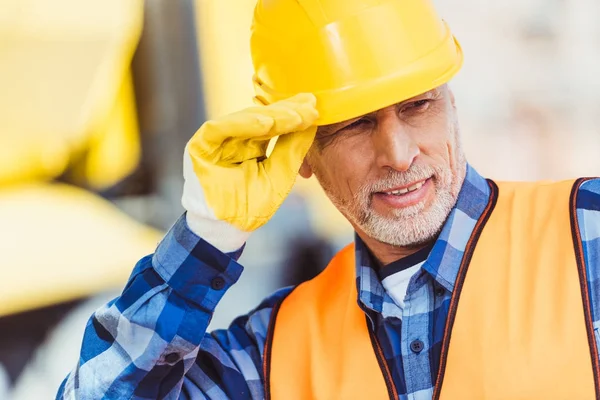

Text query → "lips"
[379,179,429,196]
[371,178,433,210]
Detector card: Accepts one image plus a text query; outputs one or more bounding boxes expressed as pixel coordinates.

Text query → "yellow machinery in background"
[0,0,349,317]
[0,0,161,317]
[0,0,142,189]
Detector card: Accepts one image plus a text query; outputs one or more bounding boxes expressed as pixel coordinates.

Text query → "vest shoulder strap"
[264,244,394,400]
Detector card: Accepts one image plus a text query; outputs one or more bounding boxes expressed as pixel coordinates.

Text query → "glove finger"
[217,138,269,164]
[256,93,318,138]
[199,93,318,148]
[217,96,317,164]
[262,125,317,196]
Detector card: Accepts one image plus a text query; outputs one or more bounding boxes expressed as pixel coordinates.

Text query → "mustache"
[359,165,438,195]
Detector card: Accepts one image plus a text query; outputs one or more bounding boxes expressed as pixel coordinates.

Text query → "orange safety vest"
[263,180,600,399]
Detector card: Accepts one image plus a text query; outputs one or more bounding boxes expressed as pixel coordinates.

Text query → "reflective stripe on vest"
[264,180,600,399]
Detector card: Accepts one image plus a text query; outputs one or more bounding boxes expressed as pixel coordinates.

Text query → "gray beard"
[352,181,458,246]
[315,154,467,248]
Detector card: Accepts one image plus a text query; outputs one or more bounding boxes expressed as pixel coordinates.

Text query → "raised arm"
[57,94,318,399]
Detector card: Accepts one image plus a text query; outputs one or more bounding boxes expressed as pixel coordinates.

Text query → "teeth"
[389,188,409,195]
[408,182,424,191]
[385,181,425,195]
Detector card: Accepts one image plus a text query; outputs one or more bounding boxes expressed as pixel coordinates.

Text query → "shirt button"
[164,352,180,364]
[410,339,424,354]
[211,277,226,290]
[435,287,445,297]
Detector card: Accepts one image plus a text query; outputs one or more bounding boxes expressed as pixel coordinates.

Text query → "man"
[58,0,600,399]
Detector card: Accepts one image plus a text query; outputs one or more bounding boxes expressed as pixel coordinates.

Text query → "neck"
[357,231,434,266]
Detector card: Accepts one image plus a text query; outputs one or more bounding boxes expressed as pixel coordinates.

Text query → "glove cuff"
[185,213,250,254]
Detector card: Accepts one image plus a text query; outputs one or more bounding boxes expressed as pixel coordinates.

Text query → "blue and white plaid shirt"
[57,165,600,399]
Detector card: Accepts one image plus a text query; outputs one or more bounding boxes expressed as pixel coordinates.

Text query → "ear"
[447,84,456,107]
[299,157,313,179]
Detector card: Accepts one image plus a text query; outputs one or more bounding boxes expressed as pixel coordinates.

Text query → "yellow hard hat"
[251,0,463,126]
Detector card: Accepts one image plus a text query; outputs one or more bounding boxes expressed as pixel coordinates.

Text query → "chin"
[362,200,452,247]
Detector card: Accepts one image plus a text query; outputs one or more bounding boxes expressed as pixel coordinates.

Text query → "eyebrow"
[316,124,338,137]
[318,111,376,135]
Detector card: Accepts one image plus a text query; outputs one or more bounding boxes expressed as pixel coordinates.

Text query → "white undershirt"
[381,261,425,311]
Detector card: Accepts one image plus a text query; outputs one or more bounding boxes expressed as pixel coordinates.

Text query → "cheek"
[318,139,374,195]
[417,120,459,166]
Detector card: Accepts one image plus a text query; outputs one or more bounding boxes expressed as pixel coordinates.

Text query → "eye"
[402,99,431,113]
[341,118,372,132]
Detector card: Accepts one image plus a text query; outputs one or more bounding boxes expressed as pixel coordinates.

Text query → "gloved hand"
[182,93,318,253]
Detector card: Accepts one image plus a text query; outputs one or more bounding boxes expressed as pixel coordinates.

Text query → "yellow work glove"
[182,93,318,252]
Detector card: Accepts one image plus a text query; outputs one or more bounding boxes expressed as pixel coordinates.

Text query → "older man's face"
[300,85,467,247]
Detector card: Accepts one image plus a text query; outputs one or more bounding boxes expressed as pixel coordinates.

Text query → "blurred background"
[0,0,599,398]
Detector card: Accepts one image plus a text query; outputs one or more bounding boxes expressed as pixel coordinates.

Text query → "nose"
[372,116,420,171]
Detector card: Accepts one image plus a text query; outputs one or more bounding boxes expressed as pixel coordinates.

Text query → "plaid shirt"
[57,165,600,400]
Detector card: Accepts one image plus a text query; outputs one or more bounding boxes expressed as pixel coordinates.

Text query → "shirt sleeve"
[55,214,287,400]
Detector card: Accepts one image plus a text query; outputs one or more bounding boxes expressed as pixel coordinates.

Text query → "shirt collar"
[354,164,491,313]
